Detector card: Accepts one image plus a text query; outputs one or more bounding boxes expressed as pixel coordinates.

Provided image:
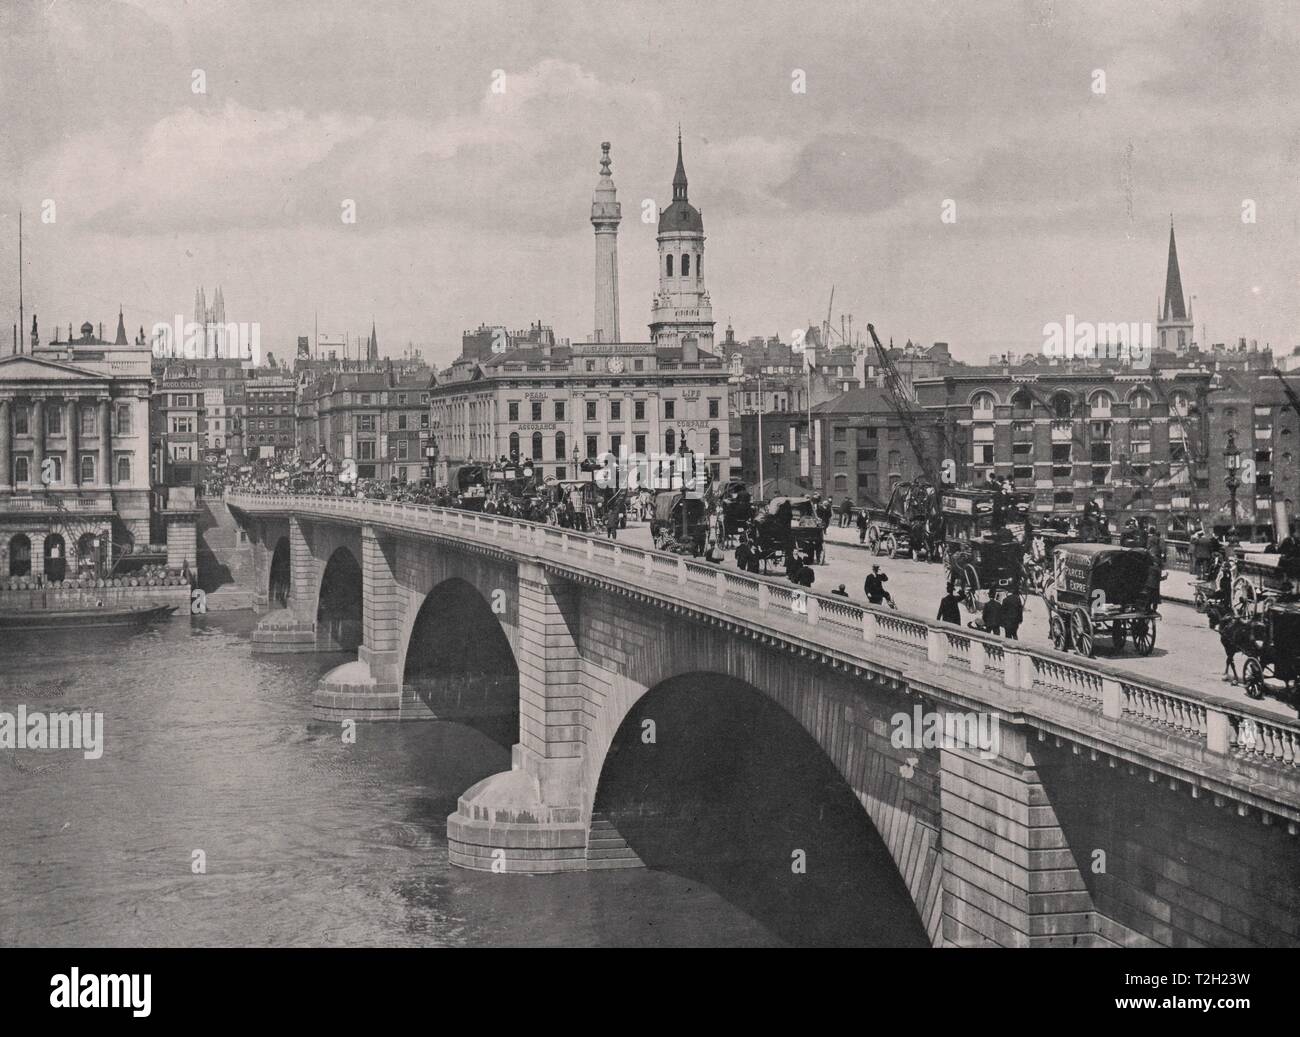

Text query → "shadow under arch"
[268,537,290,609]
[403,577,518,745]
[317,546,362,652]
[591,672,929,947]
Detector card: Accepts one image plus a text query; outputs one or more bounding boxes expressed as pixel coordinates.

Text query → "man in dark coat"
[863,565,890,606]
[1000,589,1023,640]
[980,592,1003,636]
[937,584,963,625]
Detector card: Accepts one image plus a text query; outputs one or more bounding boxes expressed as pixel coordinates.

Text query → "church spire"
[673,125,688,201]
[1163,218,1186,321]
[114,305,128,345]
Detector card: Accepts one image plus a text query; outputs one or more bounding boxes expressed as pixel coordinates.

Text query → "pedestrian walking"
[605,504,620,540]
[1000,588,1023,640]
[979,591,1003,636]
[839,497,854,528]
[937,584,962,624]
[856,509,868,544]
[863,564,891,606]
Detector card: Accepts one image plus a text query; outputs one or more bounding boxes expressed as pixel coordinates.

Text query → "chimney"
[683,334,698,365]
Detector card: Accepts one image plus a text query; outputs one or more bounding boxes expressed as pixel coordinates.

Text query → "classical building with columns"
[429,135,730,485]
[0,316,152,579]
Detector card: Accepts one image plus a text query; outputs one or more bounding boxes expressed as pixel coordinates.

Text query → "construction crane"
[866,322,944,486]
[1273,368,1300,422]
[1144,361,1204,520]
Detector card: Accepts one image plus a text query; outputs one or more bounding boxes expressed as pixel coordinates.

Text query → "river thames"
[0,611,923,947]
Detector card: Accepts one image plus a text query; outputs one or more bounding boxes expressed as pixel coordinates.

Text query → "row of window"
[8,404,134,436]
[355,413,429,432]
[505,428,722,461]
[664,254,701,278]
[7,455,132,484]
[970,388,1192,420]
[505,398,719,423]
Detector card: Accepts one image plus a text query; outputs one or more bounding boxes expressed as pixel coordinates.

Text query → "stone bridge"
[227,491,1300,948]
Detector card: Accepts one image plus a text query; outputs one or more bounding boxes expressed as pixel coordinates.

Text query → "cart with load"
[1045,543,1162,658]
[1240,600,1300,708]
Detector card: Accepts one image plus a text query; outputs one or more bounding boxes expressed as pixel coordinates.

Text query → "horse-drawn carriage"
[718,480,755,541]
[650,489,709,554]
[742,496,823,570]
[1046,543,1161,658]
[1240,601,1300,705]
[862,480,941,558]
[944,533,1026,611]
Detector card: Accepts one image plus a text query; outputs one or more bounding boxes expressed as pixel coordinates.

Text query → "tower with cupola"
[649,130,714,355]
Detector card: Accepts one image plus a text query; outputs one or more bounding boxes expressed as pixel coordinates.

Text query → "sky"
[1,0,1297,369]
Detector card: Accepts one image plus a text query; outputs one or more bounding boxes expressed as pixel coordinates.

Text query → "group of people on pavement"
[935,579,1024,639]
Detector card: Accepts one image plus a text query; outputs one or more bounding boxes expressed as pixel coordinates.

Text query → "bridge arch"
[574,587,946,943]
[316,545,362,652]
[591,670,930,945]
[402,576,519,727]
[268,536,290,608]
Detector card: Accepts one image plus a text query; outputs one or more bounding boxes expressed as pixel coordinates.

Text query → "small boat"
[0,604,177,631]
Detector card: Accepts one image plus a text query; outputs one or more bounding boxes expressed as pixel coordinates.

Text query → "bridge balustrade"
[226,491,1300,782]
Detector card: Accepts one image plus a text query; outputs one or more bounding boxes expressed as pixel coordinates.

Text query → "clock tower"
[649,130,714,356]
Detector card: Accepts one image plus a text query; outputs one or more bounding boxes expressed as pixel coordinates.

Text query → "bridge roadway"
[613,523,1296,719]
[228,491,1300,948]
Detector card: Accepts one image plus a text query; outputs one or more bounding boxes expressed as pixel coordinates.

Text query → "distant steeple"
[673,125,688,201]
[1162,219,1186,321]
[369,320,378,361]
[114,305,128,345]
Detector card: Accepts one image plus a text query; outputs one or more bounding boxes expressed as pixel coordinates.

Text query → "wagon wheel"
[1110,618,1127,653]
[1049,611,1070,650]
[1130,617,1156,656]
[1242,657,1265,700]
[865,525,881,552]
[1071,610,1095,658]
[960,564,982,612]
[1233,577,1256,618]
[879,532,897,557]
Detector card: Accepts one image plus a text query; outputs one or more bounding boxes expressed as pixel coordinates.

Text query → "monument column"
[98,398,112,487]
[66,399,80,488]
[0,398,10,489]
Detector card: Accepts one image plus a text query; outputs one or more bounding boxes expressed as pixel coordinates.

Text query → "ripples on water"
[0,611,918,946]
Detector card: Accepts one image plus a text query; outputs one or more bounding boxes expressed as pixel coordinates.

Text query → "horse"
[1207,603,1264,684]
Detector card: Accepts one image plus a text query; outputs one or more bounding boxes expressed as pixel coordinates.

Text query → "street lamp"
[1224,429,1241,538]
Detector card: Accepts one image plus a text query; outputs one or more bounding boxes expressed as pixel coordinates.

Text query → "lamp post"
[1224,429,1241,539]
[767,440,785,500]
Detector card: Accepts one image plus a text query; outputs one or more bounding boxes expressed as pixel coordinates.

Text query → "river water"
[0,611,920,947]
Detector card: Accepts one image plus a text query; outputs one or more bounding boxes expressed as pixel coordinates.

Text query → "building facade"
[0,316,153,578]
[307,371,431,483]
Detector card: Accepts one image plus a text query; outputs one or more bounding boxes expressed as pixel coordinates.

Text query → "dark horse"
[1206,603,1263,684]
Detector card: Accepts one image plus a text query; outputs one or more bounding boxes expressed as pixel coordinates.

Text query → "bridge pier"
[447,561,590,872]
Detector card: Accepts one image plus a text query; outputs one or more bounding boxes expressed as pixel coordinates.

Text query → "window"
[664,400,675,420]
[398,394,407,406]
[634,434,646,454]
[48,407,62,435]
[710,429,720,454]
[509,432,520,460]
[81,407,95,435]
[116,456,131,483]
[634,359,644,372]
[681,254,690,276]
[508,401,519,422]
[586,435,598,458]
[555,401,565,421]
[834,450,848,466]
[1130,391,1151,412]
[176,395,190,407]
[421,413,429,429]
[634,400,645,421]
[1091,442,1111,464]
[586,360,596,372]
[360,394,372,405]
[555,432,566,459]
[396,440,408,460]
[531,401,543,421]
[1051,392,1073,420]
[1053,490,1073,505]
[586,401,597,421]
[834,474,848,491]
[972,392,996,418]
[975,443,994,465]
[358,415,376,432]
[397,414,408,430]
[665,428,675,454]
[610,434,621,456]
[708,399,719,418]
[666,254,674,277]
[358,441,376,460]
[14,456,29,483]
[14,406,28,435]
[116,406,132,435]
[555,467,567,481]
[1089,391,1113,418]
[1011,390,1033,418]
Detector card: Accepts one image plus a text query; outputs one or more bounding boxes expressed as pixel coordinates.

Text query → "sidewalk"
[818,522,1201,607]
